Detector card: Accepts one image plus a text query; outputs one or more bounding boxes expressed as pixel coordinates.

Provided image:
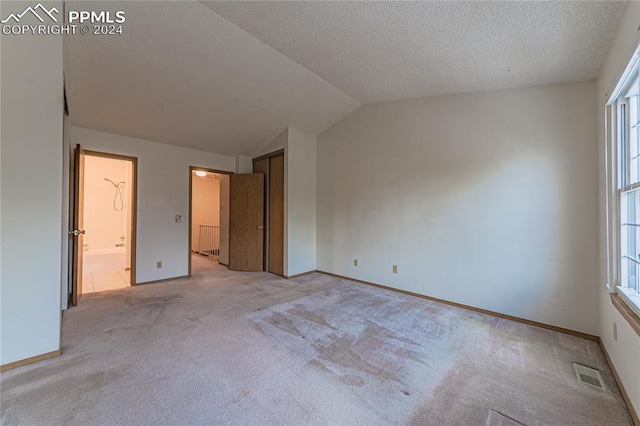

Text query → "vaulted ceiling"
[64,1,626,156]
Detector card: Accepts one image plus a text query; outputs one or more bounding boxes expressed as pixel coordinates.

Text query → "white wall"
[254,128,288,157]
[287,128,317,276]
[317,81,599,334]
[1,0,64,365]
[191,174,220,251]
[235,155,253,174]
[71,127,235,283]
[597,0,640,415]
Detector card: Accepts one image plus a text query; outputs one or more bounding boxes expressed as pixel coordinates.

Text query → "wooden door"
[268,154,285,275]
[70,144,86,306]
[218,175,231,266]
[252,158,269,270]
[229,174,264,271]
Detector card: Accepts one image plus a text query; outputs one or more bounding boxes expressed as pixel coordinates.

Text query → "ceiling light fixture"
[195,170,207,177]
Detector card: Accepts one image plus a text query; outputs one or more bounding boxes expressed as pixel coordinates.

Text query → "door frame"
[188,166,234,277]
[70,144,85,306]
[82,149,139,287]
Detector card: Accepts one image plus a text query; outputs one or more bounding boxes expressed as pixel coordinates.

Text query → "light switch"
[175,215,182,223]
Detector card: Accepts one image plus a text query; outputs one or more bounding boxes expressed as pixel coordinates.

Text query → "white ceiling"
[65,1,626,156]
[205,1,626,103]
[64,1,360,156]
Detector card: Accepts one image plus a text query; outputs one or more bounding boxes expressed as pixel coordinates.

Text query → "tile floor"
[82,270,130,294]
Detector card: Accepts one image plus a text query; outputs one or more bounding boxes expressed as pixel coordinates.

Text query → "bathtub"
[83,247,127,274]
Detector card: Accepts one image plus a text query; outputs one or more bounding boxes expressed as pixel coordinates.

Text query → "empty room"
[1,1,639,425]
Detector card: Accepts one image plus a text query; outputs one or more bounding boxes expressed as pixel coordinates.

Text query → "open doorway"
[69,145,137,305]
[81,152,136,294]
[189,167,231,276]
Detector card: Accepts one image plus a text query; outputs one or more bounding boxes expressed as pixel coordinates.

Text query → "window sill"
[611,292,640,338]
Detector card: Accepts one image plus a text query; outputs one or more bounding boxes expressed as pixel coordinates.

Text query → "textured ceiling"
[204,1,626,103]
[64,1,360,156]
[65,1,626,156]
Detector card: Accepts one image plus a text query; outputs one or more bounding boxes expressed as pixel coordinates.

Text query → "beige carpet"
[0,255,633,425]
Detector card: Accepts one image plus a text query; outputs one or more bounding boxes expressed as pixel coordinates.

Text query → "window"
[616,51,640,317]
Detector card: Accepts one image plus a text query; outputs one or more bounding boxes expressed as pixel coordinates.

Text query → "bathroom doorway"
[78,151,136,295]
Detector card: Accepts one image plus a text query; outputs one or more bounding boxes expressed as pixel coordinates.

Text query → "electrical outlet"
[353,259,358,267]
[393,265,398,274]
[156,261,162,269]
[175,215,182,223]
[613,321,617,341]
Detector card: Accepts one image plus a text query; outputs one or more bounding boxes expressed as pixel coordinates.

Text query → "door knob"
[257,226,265,230]
[69,229,86,236]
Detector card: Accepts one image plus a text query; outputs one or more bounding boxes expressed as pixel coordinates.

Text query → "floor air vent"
[573,363,605,390]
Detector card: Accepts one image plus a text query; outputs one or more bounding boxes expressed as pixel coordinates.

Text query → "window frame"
[608,45,640,321]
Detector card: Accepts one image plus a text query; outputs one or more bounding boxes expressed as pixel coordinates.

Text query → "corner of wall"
[252,128,289,158]
[286,128,317,276]
[235,155,253,174]
[61,114,71,311]
[1,0,64,365]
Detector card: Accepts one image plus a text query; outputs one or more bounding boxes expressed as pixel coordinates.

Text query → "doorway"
[69,146,138,305]
[189,167,231,276]
[81,153,135,293]
[189,162,282,275]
